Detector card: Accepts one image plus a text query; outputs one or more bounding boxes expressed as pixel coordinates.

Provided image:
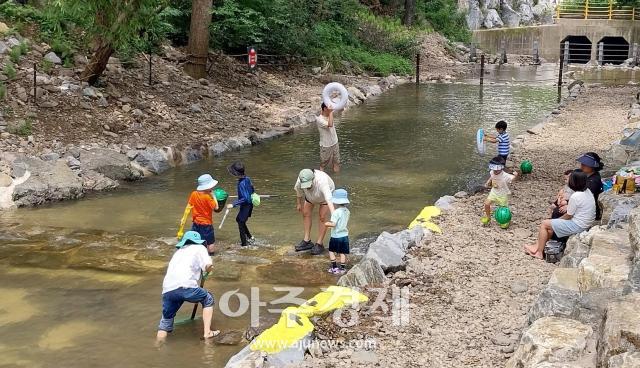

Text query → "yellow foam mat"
[408,205,442,233]
[250,286,368,354]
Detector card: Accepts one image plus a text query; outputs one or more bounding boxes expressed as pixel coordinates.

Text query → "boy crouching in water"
[482,156,518,228]
[324,189,350,274]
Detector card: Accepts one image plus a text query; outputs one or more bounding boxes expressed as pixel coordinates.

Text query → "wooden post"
[533,40,540,65]
[480,54,485,85]
[33,63,37,105]
[558,50,564,87]
[500,40,507,64]
[415,53,420,84]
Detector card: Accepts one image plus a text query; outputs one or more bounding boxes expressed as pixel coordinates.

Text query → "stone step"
[590,230,634,260]
[528,268,580,324]
[507,317,597,368]
[599,293,640,368]
[579,255,632,292]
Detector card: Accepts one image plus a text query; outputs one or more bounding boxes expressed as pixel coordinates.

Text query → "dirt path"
[299,86,634,367]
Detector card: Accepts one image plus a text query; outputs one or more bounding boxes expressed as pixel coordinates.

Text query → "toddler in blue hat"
[324,188,351,274]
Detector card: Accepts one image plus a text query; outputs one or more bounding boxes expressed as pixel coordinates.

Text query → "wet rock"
[244,313,280,341]
[44,51,62,65]
[209,142,228,156]
[609,352,640,368]
[133,147,171,175]
[80,148,139,181]
[347,87,365,102]
[337,258,386,288]
[598,293,640,367]
[507,317,597,368]
[226,136,252,151]
[210,264,241,281]
[214,330,244,345]
[81,169,119,191]
[12,156,83,207]
[528,268,580,324]
[217,254,271,265]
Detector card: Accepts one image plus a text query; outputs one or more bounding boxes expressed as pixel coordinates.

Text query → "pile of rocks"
[604,100,640,170]
[465,0,555,30]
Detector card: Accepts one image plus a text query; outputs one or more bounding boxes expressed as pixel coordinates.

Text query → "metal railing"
[556,0,637,20]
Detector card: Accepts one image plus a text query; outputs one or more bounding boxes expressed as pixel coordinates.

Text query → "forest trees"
[184,0,212,78]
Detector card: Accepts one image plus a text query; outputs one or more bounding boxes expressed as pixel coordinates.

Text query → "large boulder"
[81,170,119,191]
[578,229,634,292]
[519,3,535,25]
[483,9,504,29]
[528,268,580,324]
[484,0,500,9]
[598,293,640,368]
[80,148,140,181]
[532,3,554,24]
[364,227,426,272]
[501,0,521,27]
[625,261,640,293]
[466,0,483,30]
[507,317,597,368]
[573,288,625,335]
[337,258,386,288]
[133,147,171,175]
[12,157,83,207]
[560,235,591,268]
[629,207,640,260]
[609,352,640,368]
[599,192,640,228]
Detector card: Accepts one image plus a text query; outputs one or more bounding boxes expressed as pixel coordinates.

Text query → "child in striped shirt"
[484,120,510,161]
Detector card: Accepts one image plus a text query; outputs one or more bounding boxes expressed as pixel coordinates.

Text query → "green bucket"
[214,188,228,212]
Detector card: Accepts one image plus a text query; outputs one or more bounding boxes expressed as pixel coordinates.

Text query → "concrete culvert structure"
[597,36,630,65]
[560,36,592,64]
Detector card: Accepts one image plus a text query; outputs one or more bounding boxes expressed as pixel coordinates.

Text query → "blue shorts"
[329,236,350,254]
[192,223,215,245]
[158,287,215,332]
[551,219,587,239]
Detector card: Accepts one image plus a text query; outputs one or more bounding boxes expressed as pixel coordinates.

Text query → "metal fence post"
[415,53,420,85]
[564,41,570,66]
[480,54,485,85]
[500,40,507,64]
[533,40,540,65]
[634,43,639,66]
[598,42,604,65]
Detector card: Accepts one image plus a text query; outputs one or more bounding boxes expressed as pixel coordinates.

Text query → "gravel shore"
[299,85,636,367]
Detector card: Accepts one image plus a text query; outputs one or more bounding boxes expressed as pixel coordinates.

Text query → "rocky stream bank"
[284,85,639,367]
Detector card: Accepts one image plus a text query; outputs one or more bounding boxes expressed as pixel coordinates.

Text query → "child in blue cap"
[157,231,219,341]
[324,188,351,274]
[227,161,256,247]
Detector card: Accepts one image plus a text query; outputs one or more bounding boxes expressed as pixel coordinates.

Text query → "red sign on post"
[248,47,257,70]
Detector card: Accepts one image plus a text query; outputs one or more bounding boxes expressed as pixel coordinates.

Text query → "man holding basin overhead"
[294,169,335,256]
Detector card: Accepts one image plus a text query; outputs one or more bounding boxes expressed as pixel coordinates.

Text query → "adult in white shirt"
[316,103,340,173]
[294,168,335,255]
[525,172,595,259]
[157,231,218,341]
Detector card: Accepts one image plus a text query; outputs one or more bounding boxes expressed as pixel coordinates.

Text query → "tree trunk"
[184,0,212,79]
[80,39,114,86]
[403,0,416,26]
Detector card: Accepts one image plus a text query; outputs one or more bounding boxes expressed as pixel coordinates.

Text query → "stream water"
[0,82,559,368]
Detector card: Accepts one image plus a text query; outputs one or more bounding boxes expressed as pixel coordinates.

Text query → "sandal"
[203,330,221,339]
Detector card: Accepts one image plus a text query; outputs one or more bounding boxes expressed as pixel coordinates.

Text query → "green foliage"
[8,46,22,63]
[0,81,6,100]
[8,119,32,136]
[3,61,17,80]
[418,0,471,43]
[18,40,29,54]
[41,59,53,73]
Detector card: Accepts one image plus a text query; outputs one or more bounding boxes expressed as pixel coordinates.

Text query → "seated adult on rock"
[524,171,596,259]
[577,152,604,221]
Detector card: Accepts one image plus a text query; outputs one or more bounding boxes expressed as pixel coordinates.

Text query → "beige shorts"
[320,143,340,168]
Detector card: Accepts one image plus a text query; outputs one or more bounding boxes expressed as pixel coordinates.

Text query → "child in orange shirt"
[178,174,219,254]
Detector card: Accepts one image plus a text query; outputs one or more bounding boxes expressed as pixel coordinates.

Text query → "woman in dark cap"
[577,152,604,221]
